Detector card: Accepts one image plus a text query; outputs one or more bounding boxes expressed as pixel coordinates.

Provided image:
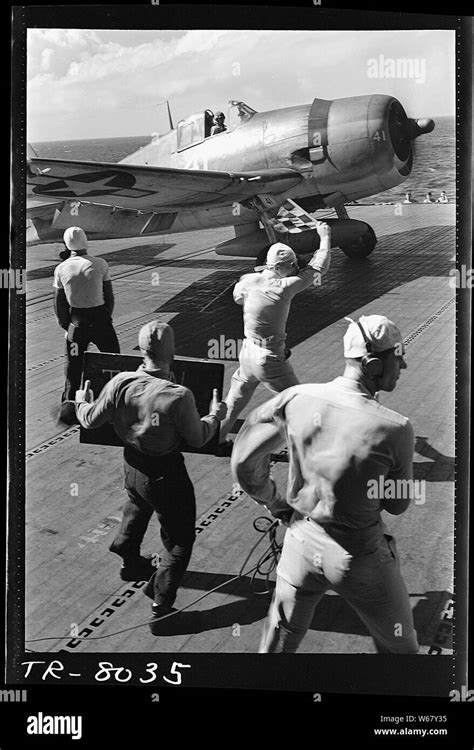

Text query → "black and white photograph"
[4,1,472,736]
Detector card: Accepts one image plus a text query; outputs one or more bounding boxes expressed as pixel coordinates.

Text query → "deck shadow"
[150,225,455,359]
[156,570,452,649]
[27,242,176,281]
[413,437,455,482]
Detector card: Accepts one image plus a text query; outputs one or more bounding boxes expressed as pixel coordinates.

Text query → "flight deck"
[25,204,455,657]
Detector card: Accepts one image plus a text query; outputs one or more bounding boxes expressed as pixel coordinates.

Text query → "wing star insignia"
[27,169,157,199]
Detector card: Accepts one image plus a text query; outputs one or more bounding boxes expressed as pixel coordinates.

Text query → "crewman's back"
[55,254,109,308]
[235,268,316,343]
[257,378,413,531]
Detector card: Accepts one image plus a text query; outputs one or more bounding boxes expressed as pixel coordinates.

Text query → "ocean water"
[32,115,455,205]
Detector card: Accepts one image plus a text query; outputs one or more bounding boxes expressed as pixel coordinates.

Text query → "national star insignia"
[28,169,157,199]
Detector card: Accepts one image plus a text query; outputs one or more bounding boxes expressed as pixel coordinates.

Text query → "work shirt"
[232,377,414,554]
[53,254,111,308]
[233,248,329,350]
[76,366,218,455]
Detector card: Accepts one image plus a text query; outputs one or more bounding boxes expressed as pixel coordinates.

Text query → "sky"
[26,29,456,142]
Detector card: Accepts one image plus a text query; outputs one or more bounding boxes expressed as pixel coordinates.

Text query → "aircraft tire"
[340,225,377,258]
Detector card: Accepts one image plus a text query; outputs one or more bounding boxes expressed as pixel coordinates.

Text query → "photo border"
[6,2,472,716]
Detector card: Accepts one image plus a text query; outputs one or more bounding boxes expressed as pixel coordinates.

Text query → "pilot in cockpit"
[210,111,227,135]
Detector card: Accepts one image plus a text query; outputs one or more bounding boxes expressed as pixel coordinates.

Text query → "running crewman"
[218,222,332,448]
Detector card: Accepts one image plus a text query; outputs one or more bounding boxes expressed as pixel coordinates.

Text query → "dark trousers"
[110,447,197,608]
[62,305,120,401]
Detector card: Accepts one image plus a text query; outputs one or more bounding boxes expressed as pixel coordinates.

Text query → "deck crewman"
[217,222,332,451]
[53,226,120,424]
[74,321,227,631]
[232,315,419,654]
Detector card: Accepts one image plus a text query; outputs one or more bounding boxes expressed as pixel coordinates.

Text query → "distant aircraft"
[27,96,434,260]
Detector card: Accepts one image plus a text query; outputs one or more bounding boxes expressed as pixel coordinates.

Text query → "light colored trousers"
[219,338,299,442]
[259,516,419,654]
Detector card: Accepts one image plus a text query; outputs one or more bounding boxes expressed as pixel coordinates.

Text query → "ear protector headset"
[356,320,384,379]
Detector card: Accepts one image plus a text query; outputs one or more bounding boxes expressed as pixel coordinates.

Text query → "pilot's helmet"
[215,111,225,120]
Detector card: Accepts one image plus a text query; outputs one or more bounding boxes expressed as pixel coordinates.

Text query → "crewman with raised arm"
[218,222,332,451]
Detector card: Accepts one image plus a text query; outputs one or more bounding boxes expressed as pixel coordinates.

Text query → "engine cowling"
[307,94,421,204]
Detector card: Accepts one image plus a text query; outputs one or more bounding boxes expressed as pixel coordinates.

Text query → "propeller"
[408,117,436,139]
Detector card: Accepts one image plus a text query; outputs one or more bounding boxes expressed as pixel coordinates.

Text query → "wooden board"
[79,351,224,452]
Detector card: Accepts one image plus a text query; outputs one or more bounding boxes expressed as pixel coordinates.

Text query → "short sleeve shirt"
[53,254,110,308]
[233,266,318,344]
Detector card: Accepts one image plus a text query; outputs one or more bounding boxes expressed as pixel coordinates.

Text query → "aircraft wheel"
[340,226,377,258]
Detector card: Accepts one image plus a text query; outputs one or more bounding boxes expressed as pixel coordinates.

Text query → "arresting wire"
[24,516,282,644]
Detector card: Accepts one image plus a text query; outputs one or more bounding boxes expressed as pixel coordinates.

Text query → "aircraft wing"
[27,157,304,213]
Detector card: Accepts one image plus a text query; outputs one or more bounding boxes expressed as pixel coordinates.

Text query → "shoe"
[149,604,179,635]
[151,603,177,618]
[120,555,156,582]
[213,440,233,457]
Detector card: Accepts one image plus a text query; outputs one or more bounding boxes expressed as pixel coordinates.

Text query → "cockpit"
[176,100,257,151]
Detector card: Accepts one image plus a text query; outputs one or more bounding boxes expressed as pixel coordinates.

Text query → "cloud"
[40,48,54,72]
[27,28,103,80]
[26,29,455,141]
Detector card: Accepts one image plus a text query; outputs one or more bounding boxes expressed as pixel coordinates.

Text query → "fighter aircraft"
[27,96,434,260]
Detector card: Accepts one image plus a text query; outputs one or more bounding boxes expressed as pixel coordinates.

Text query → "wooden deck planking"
[24,205,456,655]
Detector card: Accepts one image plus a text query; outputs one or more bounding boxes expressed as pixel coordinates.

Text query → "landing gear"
[335,205,377,258]
[339,225,377,258]
[246,199,379,265]
[244,196,281,269]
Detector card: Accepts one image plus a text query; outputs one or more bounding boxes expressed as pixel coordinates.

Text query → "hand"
[272,220,287,234]
[209,388,227,421]
[267,504,293,526]
[75,379,94,404]
[316,221,331,240]
[276,509,294,527]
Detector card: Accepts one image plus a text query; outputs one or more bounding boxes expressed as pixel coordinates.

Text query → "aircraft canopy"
[227,100,257,129]
[176,102,257,150]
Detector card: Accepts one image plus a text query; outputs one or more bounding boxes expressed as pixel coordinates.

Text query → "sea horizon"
[30,114,455,205]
